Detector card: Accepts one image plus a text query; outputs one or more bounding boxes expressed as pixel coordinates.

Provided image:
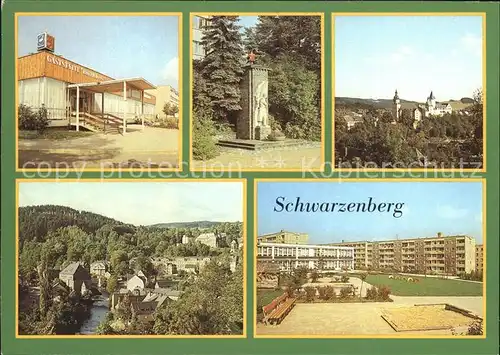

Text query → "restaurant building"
[18,32,157,133]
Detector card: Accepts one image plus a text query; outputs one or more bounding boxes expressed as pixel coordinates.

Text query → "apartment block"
[329,233,476,275]
[192,15,211,60]
[258,230,309,245]
[256,242,354,272]
[475,244,483,273]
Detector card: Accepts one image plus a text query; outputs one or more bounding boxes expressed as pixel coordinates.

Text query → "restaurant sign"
[46,54,109,82]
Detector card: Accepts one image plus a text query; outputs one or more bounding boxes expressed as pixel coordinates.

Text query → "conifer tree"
[200,16,244,123]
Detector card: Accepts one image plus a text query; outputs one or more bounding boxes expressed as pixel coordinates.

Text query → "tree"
[252,16,321,72]
[106,274,118,294]
[38,264,51,318]
[310,270,320,283]
[192,107,219,160]
[163,103,179,117]
[359,273,367,299]
[153,261,242,335]
[199,16,244,123]
[268,56,320,140]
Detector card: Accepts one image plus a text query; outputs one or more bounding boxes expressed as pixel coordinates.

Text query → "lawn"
[365,274,483,296]
[257,289,284,310]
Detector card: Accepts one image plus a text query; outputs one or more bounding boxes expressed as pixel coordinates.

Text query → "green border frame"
[2,1,499,354]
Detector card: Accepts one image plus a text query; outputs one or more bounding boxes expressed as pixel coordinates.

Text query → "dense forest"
[193,15,321,159]
[18,205,243,335]
[335,90,483,168]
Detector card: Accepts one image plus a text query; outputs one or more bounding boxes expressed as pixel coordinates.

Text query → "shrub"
[377,285,391,301]
[317,286,327,300]
[268,114,282,132]
[310,270,320,283]
[267,130,286,141]
[339,287,352,299]
[304,286,316,302]
[18,104,49,131]
[323,285,335,300]
[192,108,219,160]
[163,117,179,129]
[365,287,378,300]
[467,320,483,335]
[341,275,349,283]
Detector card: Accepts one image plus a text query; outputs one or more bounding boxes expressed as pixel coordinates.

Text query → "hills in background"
[149,221,225,229]
[18,205,234,244]
[335,97,474,110]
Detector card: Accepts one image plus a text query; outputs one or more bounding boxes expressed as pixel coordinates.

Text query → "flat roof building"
[475,244,483,274]
[18,32,157,133]
[258,230,309,245]
[192,16,211,60]
[329,233,477,275]
[145,85,179,118]
[257,242,355,272]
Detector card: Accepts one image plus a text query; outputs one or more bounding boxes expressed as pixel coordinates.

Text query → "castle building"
[393,90,453,124]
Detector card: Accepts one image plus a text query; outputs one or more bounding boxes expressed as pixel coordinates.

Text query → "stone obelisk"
[236,64,272,141]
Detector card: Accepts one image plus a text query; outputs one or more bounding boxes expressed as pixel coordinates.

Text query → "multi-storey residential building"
[329,233,476,275]
[475,244,483,274]
[257,242,354,272]
[192,15,211,60]
[145,85,179,118]
[258,230,309,245]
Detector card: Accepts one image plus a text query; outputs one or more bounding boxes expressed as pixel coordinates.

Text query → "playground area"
[256,276,483,336]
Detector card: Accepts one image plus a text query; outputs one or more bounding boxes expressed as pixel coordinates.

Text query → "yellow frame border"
[15,178,248,339]
[189,12,326,172]
[332,13,487,174]
[15,12,184,174]
[253,177,487,339]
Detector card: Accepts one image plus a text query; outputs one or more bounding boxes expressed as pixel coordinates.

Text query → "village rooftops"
[131,301,158,314]
[155,280,178,289]
[59,262,87,276]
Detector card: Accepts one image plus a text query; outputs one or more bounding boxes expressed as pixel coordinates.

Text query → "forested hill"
[149,221,223,229]
[19,205,127,244]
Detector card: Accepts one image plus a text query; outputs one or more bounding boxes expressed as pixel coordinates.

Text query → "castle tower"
[427,91,436,109]
[393,89,401,120]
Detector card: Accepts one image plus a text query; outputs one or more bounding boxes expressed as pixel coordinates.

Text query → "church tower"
[393,89,401,120]
[427,91,436,109]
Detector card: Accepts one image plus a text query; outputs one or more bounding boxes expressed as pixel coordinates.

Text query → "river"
[78,293,110,335]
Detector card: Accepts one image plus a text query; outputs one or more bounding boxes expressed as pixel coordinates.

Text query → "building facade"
[18,33,156,130]
[145,85,179,118]
[192,16,211,60]
[195,232,219,248]
[59,262,92,296]
[258,230,309,245]
[330,233,477,275]
[257,242,355,272]
[475,244,483,274]
[90,261,110,276]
